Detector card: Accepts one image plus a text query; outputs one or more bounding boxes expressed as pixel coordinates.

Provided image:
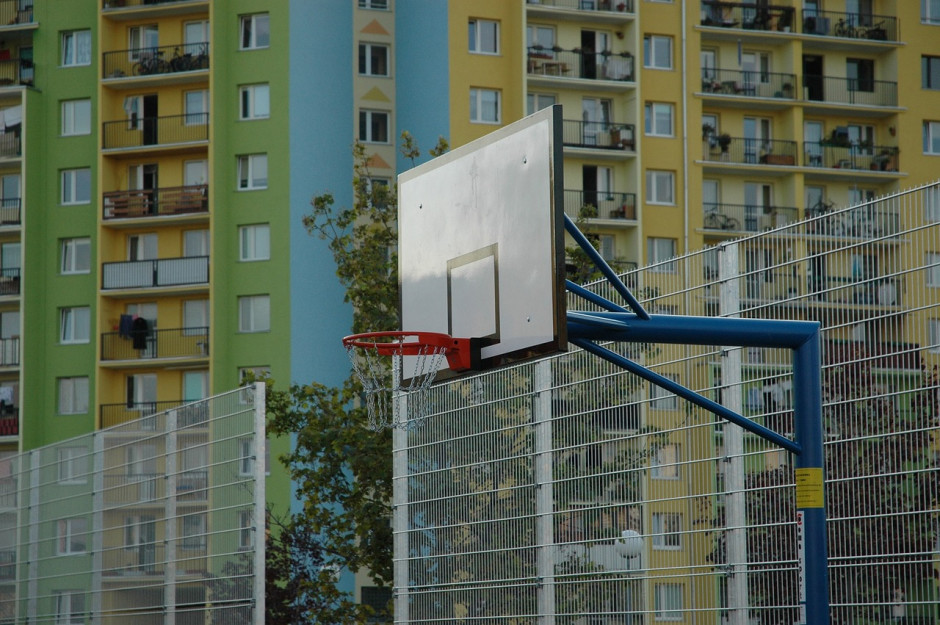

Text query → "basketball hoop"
[342,331,475,430]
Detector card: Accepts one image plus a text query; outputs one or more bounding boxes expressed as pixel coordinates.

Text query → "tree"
[265,133,448,623]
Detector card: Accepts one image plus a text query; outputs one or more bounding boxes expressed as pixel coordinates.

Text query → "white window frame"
[238,509,254,549]
[238,295,270,333]
[651,512,682,550]
[527,92,556,115]
[924,0,940,24]
[644,35,673,69]
[929,318,940,352]
[184,89,208,126]
[61,238,90,275]
[926,186,940,223]
[358,43,389,77]
[646,170,675,205]
[128,24,159,62]
[239,13,269,50]
[650,372,678,410]
[57,518,87,555]
[470,88,501,124]
[648,237,677,272]
[469,19,500,55]
[61,30,91,67]
[61,168,91,205]
[927,252,940,286]
[239,84,270,120]
[359,0,389,9]
[239,224,270,261]
[182,299,209,336]
[183,229,210,257]
[58,377,89,415]
[58,447,87,485]
[359,109,390,143]
[181,513,207,550]
[924,121,940,154]
[654,584,684,621]
[237,154,268,190]
[651,444,680,480]
[61,99,91,136]
[645,102,674,137]
[55,590,85,625]
[60,307,90,345]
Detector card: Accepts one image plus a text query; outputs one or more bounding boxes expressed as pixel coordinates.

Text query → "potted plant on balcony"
[717,133,732,158]
[781,82,794,98]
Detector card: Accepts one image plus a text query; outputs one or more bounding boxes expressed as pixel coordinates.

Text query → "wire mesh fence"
[394,181,940,624]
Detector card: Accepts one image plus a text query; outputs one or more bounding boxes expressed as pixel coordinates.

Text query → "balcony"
[526,0,634,15]
[0,131,19,159]
[703,204,798,233]
[102,113,208,150]
[802,75,897,108]
[102,0,209,14]
[700,1,796,33]
[527,47,634,83]
[0,1,34,29]
[805,203,900,238]
[0,412,16,438]
[103,184,208,220]
[0,198,19,226]
[0,58,32,87]
[103,42,209,80]
[701,137,798,167]
[0,337,17,366]
[803,142,899,172]
[809,276,902,308]
[563,120,635,152]
[565,189,636,222]
[700,69,797,100]
[101,256,208,290]
[0,267,18,296]
[801,10,898,43]
[100,399,208,429]
[101,326,208,361]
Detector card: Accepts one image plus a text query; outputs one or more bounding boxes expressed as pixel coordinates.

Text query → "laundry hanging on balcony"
[131,317,150,350]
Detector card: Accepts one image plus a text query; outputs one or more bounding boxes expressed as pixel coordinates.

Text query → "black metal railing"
[802,75,897,107]
[0,268,18,296]
[100,400,208,429]
[565,189,637,221]
[0,413,16,437]
[0,336,17,366]
[0,198,20,226]
[801,10,897,42]
[702,137,798,166]
[700,68,797,99]
[703,203,798,233]
[0,132,20,159]
[102,113,209,149]
[809,276,902,307]
[101,256,208,290]
[803,142,899,171]
[562,120,635,150]
[103,42,209,79]
[805,204,900,238]
[527,47,634,82]
[700,1,796,32]
[0,1,32,26]
[0,58,33,87]
[103,184,208,219]
[101,326,208,361]
[526,0,634,14]
[103,0,205,9]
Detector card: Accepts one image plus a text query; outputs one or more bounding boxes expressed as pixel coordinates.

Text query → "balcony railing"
[0,414,16,437]
[527,47,634,81]
[563,120,635,150]
[565,189,636,221]
[0,1,33,26]
[0,58,33,87]
[0,132,19,158]
[103,42,209,79]
[101,256,208,290]
[101,326,208,361]
[100,399,208,429]
[801,10,898,42]
[805,204,900,238]
[700,1,796,32]
[103,184,208,220]
[0,337,17,366]
[702,137,798,166]
[526,0,634,13]
[703,203,798,232]
[810,276,902,307]
[803,142,899,172]
[102,113,209,150]
[0,198,19,225]
[103,0,206,8]
[0,267,18,296]
[701,69,797,99]
[802,75,897,107]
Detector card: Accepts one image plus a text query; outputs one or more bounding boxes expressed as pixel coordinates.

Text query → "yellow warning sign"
[795,468,824,508]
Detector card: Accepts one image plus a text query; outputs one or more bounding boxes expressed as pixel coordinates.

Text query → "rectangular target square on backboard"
[447,244,499,341]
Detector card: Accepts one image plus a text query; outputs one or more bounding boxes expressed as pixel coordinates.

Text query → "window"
[61,30,91,66]
[58,377,89,415]
[925,121,940,154]
[359,109,389,143]
[359,0,388,9]
[183,299,208,335]
[239,84,270,120]
[60,307,90,344]
[644,35,673,69]
[654,584,684,621]
[126,374,157,412]
[358,43,389,76]
[61,100,90,136]
[184,89,208,126]
[470,88,501,124]
[928,253,940,286]
[651,444,680,479]
[650,373,678,410]
[652,513,682,549]
[929,319,940,351]
[238,295,270,332]
[58,447,87,485]
[527,92,556,115]
[469,19,500,54]
[61,238,90,274]
[55,591,85,625]
[240,13,269,49]
[238,509,254,549]
[57,518,86,555]
[183,229,209,257]
[240,224,270,261]
[239,366,271,385]
[923,56,940,89]
[237,154,268,190]
[926,186,940,222]
[924,0,940,24]
[526,24,555,51]
[646,170,675,204]
[61,168,91,205]
[181,513,206,550]
[239,437,255,475]
[648,237,677,272]
[645,102,674,136]
[846,58,874,92]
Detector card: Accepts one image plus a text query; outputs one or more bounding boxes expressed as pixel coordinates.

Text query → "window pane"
[251,155,267,187]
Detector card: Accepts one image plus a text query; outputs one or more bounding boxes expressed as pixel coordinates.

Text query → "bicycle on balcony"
[704,208,740,230]
[133,50,170,76]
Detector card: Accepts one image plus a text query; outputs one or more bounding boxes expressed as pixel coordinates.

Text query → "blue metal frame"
[564,215,829,625]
